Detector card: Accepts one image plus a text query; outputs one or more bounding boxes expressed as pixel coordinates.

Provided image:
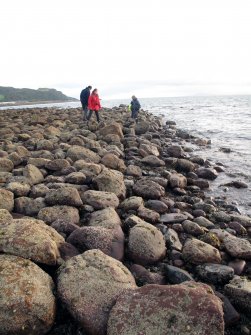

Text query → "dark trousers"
[131,110,139,119]
[88,110,100,122]
[81,103,89,120]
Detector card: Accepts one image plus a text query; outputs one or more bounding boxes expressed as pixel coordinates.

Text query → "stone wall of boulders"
[0,106,250,334]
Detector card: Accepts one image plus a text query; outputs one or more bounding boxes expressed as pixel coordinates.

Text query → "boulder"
[166,145,185,158]
[182,238,221,265]
[67,226,124,261]
[0,209,13,225]
[0,188,14,211]
[23,164,44,184]
[176,158,195,172]
[145,200,168,214]
[94,168,126,199]
[128,221,166,265]
[125,164,142,177]
[194,216,215,228]
[160,212,188,224]
[45,159,70,171]
[182,219,205,236]
[133,179,165,199]
[45,187,83,207]
[89,207,121,229]
[107,282,224,335]
[82,190,119,209]
[99,122,124,139]
[6,181,31,197]
[0,255,56,335]
[120,196,144,211]
[196,167,218,180]
[164,264,194,284]
[139,143,159,156]
[67,145,100,163]
[130,264,165,285]
[74,160,102,176]
[38,205,80,225]
[14,197,46,216]
[223,235,251,260]
[64,171,86,184]
[225,276,251,313]
[0,218,64,265]
[101,153,126,172]
[135,121,150,135]
[51,219,79,237]
[57,250,136,335]
[137,206,160,224]
[141,155,165,167]
[169,173,187,189]
[164,228,183,251]
[0,158,14,172]
[196,264,234,284]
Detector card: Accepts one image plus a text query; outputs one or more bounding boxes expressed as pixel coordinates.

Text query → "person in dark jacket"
[80,85,92,120]
[87,88,101,123]
[130,95,141,119]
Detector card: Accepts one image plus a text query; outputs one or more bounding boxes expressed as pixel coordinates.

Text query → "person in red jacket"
[87,88,101,122]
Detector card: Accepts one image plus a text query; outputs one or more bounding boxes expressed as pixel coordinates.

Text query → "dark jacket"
[131,98,141,112]
[80,87,91,105]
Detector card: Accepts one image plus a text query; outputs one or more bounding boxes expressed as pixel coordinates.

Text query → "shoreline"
[0,99,78,107]
[0,105,250,334]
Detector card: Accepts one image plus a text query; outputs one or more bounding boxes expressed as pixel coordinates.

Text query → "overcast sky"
[1,0,251,99]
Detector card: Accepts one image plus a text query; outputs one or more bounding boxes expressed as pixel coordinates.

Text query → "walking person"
[87,88,101,123]
[130,95,141,120]
[80,85,92,121]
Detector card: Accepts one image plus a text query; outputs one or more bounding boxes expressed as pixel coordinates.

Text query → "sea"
[1,95,251,215]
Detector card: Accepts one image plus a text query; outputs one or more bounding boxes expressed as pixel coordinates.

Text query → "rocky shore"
[0,105,250,335]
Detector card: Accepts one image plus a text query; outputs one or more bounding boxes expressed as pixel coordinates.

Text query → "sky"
[1,0,251,99]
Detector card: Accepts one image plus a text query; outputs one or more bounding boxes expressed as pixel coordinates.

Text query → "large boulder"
[0,209,13,225]
[38,205,80,225]
[107,282,224,335]
[182,238,222,265]
[0,218,64,265]
[82,190,119,209]
[94,168,126,199]
[57,250,136,335]
[128,221,166,265]
[45,187,83,207]
[0,255,56,335]
[67,145,100,163]
[0,188,14,211]
[99,122,124,139]
[133,179,165,199]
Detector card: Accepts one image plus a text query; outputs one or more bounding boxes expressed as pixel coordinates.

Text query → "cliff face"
[0,86,77,102]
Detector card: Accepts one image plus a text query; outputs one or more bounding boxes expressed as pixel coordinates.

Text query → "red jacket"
[88,93,101,111]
